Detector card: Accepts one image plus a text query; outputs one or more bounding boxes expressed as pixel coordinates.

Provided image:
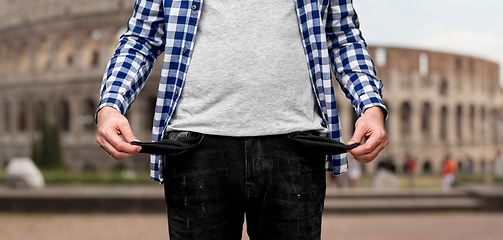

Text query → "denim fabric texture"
[162,131,326,240]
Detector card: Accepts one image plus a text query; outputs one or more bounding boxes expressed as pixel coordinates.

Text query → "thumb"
[347,124,365,145]
[117,121,139,143]
[120,126,141,152]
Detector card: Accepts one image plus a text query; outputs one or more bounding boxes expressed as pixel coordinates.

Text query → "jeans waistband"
[165,130,322,139]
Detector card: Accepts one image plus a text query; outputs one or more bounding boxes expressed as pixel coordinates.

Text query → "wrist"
[363,106,385,121]
[97,106,120,125]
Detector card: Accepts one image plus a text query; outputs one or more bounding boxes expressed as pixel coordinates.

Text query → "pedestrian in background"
[442,155,457,192]
[405,154,417,188]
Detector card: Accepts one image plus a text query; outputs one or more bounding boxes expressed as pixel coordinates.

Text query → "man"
[442,155,457,192]
[96,0,387,239]
[405,154,417,188]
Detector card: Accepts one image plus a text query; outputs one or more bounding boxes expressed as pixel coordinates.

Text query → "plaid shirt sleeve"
[97,0,166,115]
[325,0,387,118]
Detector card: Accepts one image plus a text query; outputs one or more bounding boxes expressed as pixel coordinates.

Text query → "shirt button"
[174,90,178,95]
[191,5,197,11]
[183,48,187,53]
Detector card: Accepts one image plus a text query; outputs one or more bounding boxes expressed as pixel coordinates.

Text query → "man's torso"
[167,0,324,136]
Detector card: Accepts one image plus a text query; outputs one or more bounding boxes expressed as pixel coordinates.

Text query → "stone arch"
[18,42,30,74]
[440,79,448,96]
[421,102,431,135]
[492,108,499,143]
[400,102,412,136]
[481,106,486,140]
[422,160,433,174]
[456,104,463,140]
[81,99,96,132]
[57,34,74,69]
[34,101,46,131]
[6,43,16,75]
[35,37,50,72]
[83,30,101,69]
[18,101,27,131]
[470,105,476,137]
[55,99,71,132]
[455,57,463,71]
[440,106,448,140]
[90,30,102,68]
[3,101,10,133]
[91,48,100,67]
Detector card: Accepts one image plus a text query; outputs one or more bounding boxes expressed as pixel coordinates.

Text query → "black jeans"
[162,132,326,240]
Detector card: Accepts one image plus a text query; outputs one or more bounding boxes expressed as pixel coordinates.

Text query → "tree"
[32,118,64,170]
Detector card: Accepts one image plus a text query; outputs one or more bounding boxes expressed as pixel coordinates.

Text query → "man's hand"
[96,106,142,160]
[347,107,388,163]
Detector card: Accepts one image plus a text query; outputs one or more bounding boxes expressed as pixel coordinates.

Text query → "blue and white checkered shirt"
[98,0,386,183]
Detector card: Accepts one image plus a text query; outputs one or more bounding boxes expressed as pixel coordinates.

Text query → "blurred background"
[0,0,503,239]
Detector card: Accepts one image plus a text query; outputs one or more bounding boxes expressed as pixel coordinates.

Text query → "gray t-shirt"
[167,0,324,136]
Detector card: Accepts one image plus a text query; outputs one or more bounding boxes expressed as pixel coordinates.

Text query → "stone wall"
[335,46,503,174]
[0,0,158,172]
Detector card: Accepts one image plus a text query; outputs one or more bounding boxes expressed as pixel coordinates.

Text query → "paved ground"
[1,212,503,240]
[4,184,503,213]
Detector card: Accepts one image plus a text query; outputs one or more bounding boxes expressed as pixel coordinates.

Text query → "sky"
[353,0,503,88]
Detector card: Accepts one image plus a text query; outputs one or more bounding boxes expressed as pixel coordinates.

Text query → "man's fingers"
[350,139,377,163]
[345,107,388,163]
[350,131,388,163]
[99,136,138,160]
[351,135,377,154]
[109,132,138,153]
[96,106,141,160]
[96,117,141,160]
[117,120,139,143]
[113,117,142,153]
[106,122,141,152]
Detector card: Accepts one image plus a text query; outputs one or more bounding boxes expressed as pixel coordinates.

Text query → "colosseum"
[1,0,502,176]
